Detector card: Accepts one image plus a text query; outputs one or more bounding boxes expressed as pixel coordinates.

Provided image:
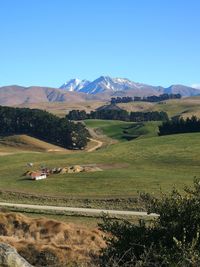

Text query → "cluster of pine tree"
[134,93,181,102]
[67,110,88,121]
[159,116,200,135]
[67,109,168,122]
[130,111,168,122]
[90,109,130,121]
[111,97,133,104]
[0,106,89,149]
[110,93,181,104]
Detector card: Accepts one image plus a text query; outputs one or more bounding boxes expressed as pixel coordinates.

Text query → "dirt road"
[0,202,159,217]
[87,138,103,152]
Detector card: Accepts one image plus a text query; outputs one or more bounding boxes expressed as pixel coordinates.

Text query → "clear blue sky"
[0,0,200,88]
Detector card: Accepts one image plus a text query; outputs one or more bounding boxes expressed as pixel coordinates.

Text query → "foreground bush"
[99,178,200,266]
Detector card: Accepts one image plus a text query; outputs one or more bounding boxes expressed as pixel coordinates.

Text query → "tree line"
[159,116,200,135]
[135,93,181,102]
[110,93,181,104]
[0,106,89,149]
[111,96,133,104]
[67,109,169,122]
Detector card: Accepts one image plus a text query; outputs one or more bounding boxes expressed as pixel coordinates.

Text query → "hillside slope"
[0,85,104,106]
[0,135,68,153]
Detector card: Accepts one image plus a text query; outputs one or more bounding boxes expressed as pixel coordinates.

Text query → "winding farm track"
[87,138,103,152]
[0,202,159,217]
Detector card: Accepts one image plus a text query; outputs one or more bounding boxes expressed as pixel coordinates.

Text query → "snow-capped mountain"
[78,76,156,94]
[60,76,200,97]
[60,76,163,95]
[60,79,90,92]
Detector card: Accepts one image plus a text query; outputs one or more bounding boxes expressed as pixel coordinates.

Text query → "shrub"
[99,178,200,266]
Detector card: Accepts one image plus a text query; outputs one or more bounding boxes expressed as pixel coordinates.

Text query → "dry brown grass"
[0,212,106,266]
[18,101,107,117]
[0,135,73,154]
[117,101,154,112]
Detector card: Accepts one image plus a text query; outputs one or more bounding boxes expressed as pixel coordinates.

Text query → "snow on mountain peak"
[60,79,90,92]
[60,76,153,94]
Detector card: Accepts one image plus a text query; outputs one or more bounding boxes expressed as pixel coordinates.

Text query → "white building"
[29,172,47,181]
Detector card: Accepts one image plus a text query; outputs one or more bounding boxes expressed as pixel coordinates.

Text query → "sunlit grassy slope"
[0,135,67,152]
[0,132,199,198]
[118,97,200,118]
[84,120,160,141]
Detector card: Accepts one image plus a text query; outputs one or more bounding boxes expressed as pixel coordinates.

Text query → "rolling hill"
[0,85,104,106]
[0,135,68,153]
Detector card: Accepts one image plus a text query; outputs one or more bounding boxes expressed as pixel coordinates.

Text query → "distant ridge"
[0,76,199,106]
[0,85,101,106]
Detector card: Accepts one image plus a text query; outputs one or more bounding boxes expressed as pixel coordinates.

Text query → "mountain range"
[60,76,200,97]
[0,76,199,106]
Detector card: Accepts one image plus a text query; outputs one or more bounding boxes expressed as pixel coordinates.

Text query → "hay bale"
[60,167,69,174]
[66,165,84,173]
[73,165,84,173]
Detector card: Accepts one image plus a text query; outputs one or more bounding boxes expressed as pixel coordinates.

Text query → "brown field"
[0,212,105,266]
[18,101,108,117]
[16,96,200,119]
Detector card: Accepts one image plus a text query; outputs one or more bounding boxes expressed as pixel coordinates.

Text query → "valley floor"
[0,128,198,206]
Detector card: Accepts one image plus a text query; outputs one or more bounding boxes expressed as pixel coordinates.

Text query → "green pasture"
[84,119,160,141]
[0,132,199,200]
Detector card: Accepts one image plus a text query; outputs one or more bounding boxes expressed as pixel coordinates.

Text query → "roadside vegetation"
[99,179,200,266]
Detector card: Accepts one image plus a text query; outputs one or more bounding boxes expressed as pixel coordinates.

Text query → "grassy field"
[0,131,199,202]
[84,119,160,141]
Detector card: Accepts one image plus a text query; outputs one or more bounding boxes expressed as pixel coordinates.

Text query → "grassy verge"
[0,190,143,210]
[0,207,152,228]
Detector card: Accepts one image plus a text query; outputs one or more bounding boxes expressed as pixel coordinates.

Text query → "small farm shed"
[29,172,47,181]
